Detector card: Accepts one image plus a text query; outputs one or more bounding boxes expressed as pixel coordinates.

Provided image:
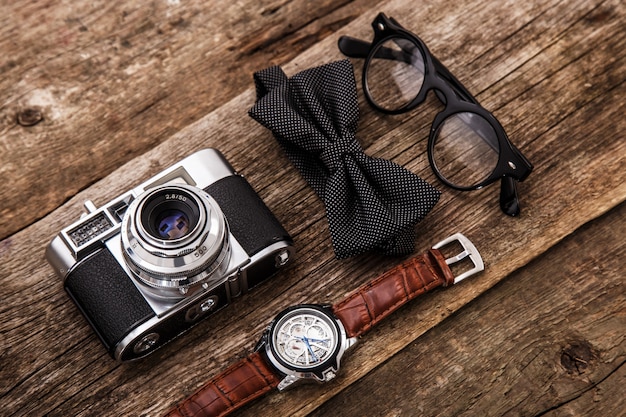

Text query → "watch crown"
[254,332,269,352]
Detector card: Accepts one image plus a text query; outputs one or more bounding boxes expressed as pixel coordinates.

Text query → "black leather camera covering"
[118,283,229,361]
[65,249,155,354]
[205,175,291,257]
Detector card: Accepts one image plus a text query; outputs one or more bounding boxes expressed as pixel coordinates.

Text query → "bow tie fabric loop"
[249,59,440,258]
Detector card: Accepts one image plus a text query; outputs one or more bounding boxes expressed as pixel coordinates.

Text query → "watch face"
[270,305,340,371]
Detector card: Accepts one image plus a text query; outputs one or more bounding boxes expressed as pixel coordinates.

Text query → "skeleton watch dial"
[270,306,340,370]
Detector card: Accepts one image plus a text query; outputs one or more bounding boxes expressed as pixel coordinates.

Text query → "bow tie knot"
[249,60,440,258]
[319,134,362,174]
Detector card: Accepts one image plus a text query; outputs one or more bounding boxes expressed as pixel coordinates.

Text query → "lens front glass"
[155,209,190,240]
[432,111,500,188]
[141,190,200,241]
[366,37,425,111]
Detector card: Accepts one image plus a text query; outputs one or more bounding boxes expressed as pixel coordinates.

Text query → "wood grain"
[0,0,624,416]
[0,0,379,241]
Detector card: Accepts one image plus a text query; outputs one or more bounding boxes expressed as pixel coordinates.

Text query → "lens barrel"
[121,184,231,299]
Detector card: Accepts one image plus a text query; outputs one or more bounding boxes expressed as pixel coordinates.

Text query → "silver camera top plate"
[46,149,237,280]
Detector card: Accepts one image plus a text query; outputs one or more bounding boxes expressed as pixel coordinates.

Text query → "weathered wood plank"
[309,202,626,417]
[0,0,624,416]
[0,0,380,241]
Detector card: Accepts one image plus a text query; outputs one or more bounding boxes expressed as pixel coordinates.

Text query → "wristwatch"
[163,233,483,417]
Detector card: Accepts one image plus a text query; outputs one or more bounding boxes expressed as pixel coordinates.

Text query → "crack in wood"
[535,358,626,416]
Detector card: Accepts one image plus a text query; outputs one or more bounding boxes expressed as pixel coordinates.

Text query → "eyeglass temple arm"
[339,35,411,64]
[338,36,370,58]
[430,55,478,104]
[500,176,520,216]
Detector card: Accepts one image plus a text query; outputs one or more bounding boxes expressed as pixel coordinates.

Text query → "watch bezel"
[260,304,355,389]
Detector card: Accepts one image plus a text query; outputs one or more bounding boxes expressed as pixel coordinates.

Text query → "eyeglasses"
[338,13,533,216]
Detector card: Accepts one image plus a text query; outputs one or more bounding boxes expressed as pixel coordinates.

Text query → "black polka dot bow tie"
[249,59,440,259]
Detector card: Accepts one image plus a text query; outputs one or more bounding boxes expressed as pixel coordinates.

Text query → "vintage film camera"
[46,149,294,361]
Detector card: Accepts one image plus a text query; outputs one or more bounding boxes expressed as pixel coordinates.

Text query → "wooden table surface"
[1,0,624,416]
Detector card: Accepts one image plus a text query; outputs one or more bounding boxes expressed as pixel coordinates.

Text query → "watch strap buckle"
[432,233,484,284]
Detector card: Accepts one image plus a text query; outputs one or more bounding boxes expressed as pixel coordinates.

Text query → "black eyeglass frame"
[338,13,533,216]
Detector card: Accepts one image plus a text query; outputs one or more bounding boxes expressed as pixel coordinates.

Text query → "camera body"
[46,149,294,361]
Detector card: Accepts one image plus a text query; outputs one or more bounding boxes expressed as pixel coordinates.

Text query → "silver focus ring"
[128,235,229,284]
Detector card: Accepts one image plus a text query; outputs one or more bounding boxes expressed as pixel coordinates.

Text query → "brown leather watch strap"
[332,248,455,338]
[163,351,280,417]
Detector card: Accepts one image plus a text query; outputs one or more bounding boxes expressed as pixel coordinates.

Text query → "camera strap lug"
[227,269,243,298]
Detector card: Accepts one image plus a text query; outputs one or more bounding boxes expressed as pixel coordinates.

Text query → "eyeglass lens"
[433,112,499,188]
[366,38,425,110]
[365,36,501,189]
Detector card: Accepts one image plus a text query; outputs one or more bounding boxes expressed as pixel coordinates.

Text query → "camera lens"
[139,189,200,241]
[121,184,231,299]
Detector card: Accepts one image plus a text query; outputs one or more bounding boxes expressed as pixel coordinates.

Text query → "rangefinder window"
[67,213,113,247]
